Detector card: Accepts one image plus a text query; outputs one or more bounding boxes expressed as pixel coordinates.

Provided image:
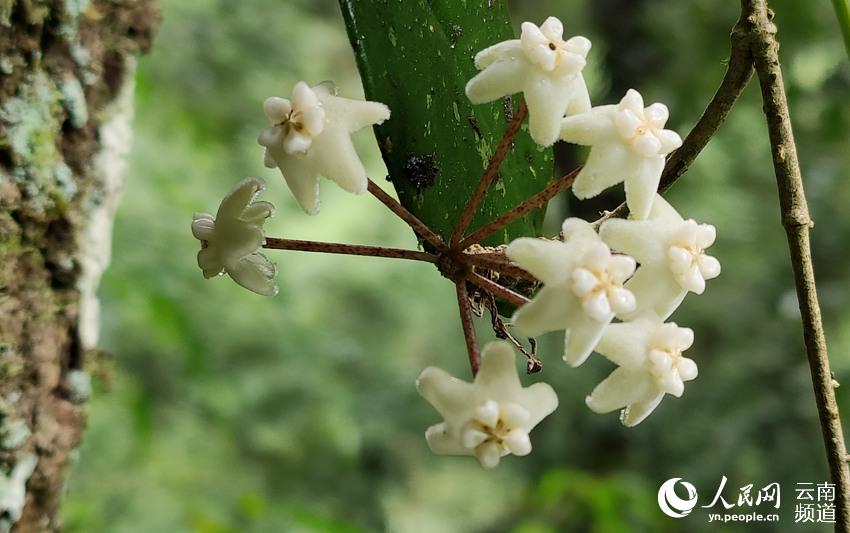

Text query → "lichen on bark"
[0,1,158,530]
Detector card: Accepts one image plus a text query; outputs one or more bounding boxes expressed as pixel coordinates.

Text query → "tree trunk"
[0,1,157,531]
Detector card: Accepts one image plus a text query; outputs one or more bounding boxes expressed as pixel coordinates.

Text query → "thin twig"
[367,179,446,251]
[744,0,850,528]
[462,252,535,281]
[450,100,528,248]
[483,292,542,374]
[593,16,755,226]
[458,167,581,250]
[466,272,530,308]
[264,237,437,263]
[455,281,481,377]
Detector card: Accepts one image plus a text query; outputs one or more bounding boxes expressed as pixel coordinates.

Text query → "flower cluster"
[418,16,719,466]
[190,15,720,470]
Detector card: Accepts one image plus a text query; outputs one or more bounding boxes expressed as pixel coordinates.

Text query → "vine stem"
[593,14,754,226]
[450,100,528,248]
[264,237,437,263]
[455,281,481,377]
[466,272,530,308]
[366,179,447,251]
[744,0,850,528]
[458,167,581,250]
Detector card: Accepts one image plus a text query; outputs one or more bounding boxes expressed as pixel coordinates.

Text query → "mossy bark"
[0,1,157,530]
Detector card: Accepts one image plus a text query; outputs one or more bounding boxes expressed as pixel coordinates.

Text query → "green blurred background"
[61,0,850,531]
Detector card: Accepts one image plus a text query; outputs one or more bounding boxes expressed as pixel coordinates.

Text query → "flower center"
[460,400,532,467]
[571,264,634,321]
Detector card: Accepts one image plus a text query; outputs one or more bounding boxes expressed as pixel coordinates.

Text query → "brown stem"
[264,237,437,263]
[366,179,446,251]
[455,281,481,377]
[450,100,529,247]
[593,14,755,225]
[744,0,850,527]
[466,272,530,308]
[459,167,581,250]
[462,252,535,281]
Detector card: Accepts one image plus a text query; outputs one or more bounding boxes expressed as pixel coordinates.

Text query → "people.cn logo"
[657,478,699,518]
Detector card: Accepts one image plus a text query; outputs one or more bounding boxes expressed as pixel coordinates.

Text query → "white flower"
[600,194,721,320]
[506,218,637,367]
[416,341,558,469]
[192,178,278,296]
[585,314,697,427]
[465,16,591,147]
[560,89,682,219]
[259,81,391,215]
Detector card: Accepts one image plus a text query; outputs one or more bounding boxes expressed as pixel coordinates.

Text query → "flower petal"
[425,423,468,455]
[474,39,524,70]
[239,200,275,224]
[291,81,319,110]
[465,59,526,104]
[586,367,652,413]
[698,254,721,280]
[677,357,698,381]
[621,393,665,427]
[539,16,564,41]
[475,342,523,396]
[320,93,390,133]
[559,106,616,146]
[217,178,263,220]
[227,252,278,296]
[263,97,291,124]
[623,155,664,220]
[475,441,503,469]
[524,75,575,146]
[500,403,530,429]
[503,431,532,456]
[571,142,633,200]
[191,214,216,241]
[282,129,313,155]
[618,89,644,114]
[512,286,576,338]
[622,264,687,321]
[563,36,591,58]
[416,366,475,424]
[595,319,652,368]
[599,219,666,263]
[474,400,500,428]
[270,151,321,215]
[656,129,682,155]
[644,103,669,128]
[563,311,609,366]
[505,238,573,286]
[307,125,368,194]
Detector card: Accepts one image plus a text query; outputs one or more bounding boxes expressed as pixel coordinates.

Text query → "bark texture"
[0,1,157,531]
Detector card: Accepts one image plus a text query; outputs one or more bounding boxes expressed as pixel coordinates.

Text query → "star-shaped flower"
[416,341,558,469]
[586,313,697,427]
[560,89,682,219]
[506,218,637,367]
[465,16,591,147]
[191,178,278,296]
[258,81,391,215]
[600,194,721,320]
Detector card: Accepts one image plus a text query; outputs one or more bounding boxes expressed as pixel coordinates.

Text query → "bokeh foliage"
[62,1,850,532]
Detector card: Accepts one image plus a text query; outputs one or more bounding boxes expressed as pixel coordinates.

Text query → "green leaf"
[339,0,554,245]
